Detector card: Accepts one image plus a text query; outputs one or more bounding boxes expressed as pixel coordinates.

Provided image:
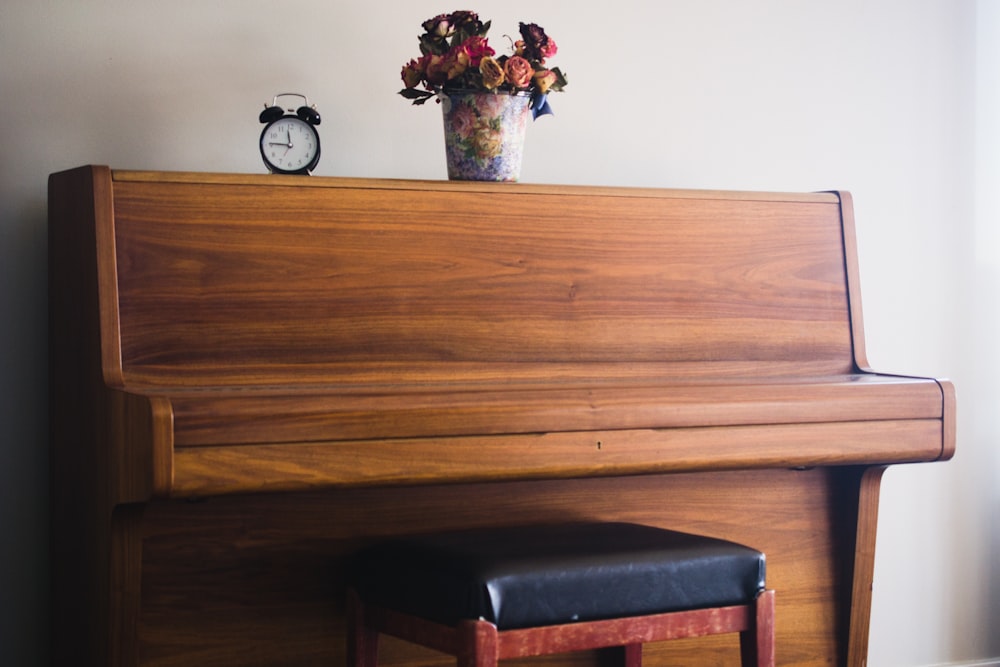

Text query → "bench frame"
[347,589,777,667]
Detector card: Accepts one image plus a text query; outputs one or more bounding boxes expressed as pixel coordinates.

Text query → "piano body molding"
[48,165,954,667]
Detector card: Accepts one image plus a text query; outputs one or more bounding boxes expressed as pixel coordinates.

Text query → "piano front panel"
[138,467,866,667]
[107,179,853,386]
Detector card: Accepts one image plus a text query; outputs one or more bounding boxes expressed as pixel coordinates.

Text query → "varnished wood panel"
[169,420,943,496]
[162,375,943,447]
[107,178,853,385]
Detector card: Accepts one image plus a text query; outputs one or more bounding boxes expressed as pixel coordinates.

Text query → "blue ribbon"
[530,92,553,120]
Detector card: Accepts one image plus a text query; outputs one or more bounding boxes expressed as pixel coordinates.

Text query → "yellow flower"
[479,56,505,90]
[533,69,558,94]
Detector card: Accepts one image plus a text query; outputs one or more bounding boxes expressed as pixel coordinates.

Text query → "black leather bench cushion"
[350,522,766,630]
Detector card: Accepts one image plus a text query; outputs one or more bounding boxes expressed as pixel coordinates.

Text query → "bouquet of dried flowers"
[399,10,567,116]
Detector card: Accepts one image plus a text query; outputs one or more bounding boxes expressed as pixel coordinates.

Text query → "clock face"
[260,116,320,174]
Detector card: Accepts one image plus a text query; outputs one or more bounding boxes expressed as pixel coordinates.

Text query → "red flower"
[424,53,450,86]
[442,46,471,80]
[459,36,495,68]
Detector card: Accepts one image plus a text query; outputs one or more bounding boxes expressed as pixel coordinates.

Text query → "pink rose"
[504,56,534,89]
[540,37,557,60]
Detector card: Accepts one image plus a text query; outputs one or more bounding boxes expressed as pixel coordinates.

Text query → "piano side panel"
[50,165,150,667]
[50,165,114,667]
[136,468,867,667]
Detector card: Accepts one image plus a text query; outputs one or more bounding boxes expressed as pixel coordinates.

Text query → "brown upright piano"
[48,165,954,667]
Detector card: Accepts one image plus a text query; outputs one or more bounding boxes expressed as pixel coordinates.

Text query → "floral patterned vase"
[441,90,531,182]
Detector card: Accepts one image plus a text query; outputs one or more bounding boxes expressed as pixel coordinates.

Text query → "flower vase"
[441,90,531,182]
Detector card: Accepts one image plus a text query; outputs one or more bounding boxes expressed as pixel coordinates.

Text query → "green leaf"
[548,67,569,92]
[399,88,436,104]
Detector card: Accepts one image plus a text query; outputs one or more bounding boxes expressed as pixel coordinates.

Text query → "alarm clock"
[259,93,321,175]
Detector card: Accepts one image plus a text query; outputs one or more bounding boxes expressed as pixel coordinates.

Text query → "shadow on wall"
[0,191,50,666]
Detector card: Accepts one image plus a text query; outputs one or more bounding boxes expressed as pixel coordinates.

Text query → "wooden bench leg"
[597,643,643,667]
[740,589,775,667]
[623,642,642,667]
[457,619,499,667]
[347,590,379,667]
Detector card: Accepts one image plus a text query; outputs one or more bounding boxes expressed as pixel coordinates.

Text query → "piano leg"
[50,495,144,667]
[110,503,145,667]
[845,466,887,667]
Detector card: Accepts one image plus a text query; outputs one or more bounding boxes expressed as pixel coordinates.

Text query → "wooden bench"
[48,165,954,667]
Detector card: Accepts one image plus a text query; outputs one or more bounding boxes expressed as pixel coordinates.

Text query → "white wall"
[971,0,1000,661]
[0,1,994,665]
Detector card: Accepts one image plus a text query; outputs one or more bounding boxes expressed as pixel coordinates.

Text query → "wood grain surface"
[137,468,860,667]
